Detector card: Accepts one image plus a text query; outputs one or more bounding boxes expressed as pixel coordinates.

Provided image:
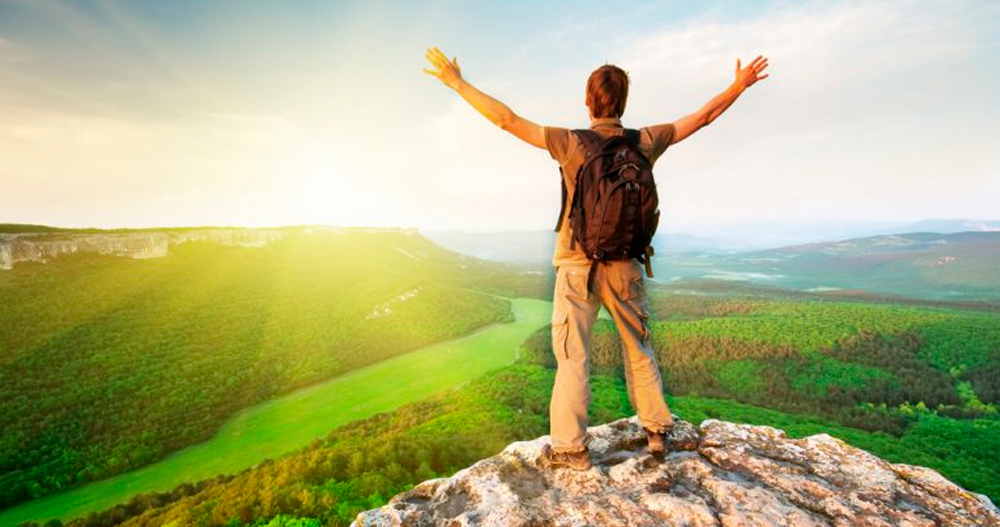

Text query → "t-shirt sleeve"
[544,126,572,166]
[640,122,676,166]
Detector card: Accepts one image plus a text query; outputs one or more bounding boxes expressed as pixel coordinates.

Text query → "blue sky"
[1,0,997,231]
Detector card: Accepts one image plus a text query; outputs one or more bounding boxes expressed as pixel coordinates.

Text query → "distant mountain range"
[5,221,997,301]
[425,222,1000,302]
[655,231,1000,302]
[889,219,1000,234]
[425,218,1000,261]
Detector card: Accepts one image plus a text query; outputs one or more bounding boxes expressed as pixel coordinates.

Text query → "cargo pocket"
[618,261,651,342]
[558,265,591,301]
[551,309,570,360]
[634,302,651,343]
[618,260,645,301]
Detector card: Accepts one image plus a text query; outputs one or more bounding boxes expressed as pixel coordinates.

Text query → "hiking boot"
[541,443,592,470]
[645,425,673,454]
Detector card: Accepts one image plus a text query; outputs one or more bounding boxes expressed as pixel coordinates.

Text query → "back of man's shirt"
[544,117,676,268]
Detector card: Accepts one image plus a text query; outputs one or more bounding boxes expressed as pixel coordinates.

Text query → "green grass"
[0,298,552,526]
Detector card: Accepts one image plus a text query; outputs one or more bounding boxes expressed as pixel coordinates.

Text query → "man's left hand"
[423,46,463,90]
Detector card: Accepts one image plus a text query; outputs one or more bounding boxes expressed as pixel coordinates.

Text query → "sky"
[0,0,997,233]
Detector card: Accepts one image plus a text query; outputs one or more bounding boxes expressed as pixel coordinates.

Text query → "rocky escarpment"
[352,416,1000,527]
[0,226,425,269]
[0,228,288,269]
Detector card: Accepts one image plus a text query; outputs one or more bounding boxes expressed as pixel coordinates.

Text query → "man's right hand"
[668,54,770,145]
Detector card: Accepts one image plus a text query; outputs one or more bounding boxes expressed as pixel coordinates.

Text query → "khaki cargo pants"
[549,259,674,453]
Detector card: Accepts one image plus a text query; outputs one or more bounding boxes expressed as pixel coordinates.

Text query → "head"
[585,64,630,120]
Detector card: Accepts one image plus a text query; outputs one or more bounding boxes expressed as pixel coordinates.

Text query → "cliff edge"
[351,416,999,527]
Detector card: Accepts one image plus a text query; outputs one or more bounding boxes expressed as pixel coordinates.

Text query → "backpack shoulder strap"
[571,129,602,153]
[623,128,640,146]
[554,129,603,233]
[554,167,568,232]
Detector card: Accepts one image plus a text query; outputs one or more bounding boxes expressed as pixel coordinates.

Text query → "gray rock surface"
[352,416,1000,527]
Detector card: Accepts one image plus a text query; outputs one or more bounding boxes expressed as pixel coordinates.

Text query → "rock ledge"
[352,416,1000,527]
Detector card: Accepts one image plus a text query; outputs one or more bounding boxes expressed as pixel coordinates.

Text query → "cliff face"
[0,228,285,270]
[352,416,1000,527]
[0,226,425,270]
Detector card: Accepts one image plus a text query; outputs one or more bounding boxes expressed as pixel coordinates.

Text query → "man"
[423,46,769,470]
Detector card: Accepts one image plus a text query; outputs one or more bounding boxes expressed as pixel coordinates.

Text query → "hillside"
[424,228,1000,302]
[0,226,544,510]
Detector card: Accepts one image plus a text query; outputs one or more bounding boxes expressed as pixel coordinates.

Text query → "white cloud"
[606,0,1000,226]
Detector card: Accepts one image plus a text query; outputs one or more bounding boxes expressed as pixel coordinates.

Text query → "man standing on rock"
[423,46,769,469]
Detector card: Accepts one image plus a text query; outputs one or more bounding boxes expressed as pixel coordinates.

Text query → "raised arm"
[670,55,769,145]
[423,46,546,149]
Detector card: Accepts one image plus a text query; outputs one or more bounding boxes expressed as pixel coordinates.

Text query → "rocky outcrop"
[352,416,1000,527]
[0,228,285,270]
[0,226,427,269]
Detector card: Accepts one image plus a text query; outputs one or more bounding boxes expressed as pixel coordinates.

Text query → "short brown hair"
[586,64,630,119]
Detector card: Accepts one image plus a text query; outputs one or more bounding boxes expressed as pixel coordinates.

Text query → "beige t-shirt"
[544,117,676,267]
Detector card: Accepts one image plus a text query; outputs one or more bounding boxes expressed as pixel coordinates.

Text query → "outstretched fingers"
[425,46,458,74]
[754,57,769,81]
[431,47,451,67]
[734,54,771,86]
[425,49,444,70]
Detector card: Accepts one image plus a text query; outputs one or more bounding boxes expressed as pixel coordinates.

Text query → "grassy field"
[0,297,552,526]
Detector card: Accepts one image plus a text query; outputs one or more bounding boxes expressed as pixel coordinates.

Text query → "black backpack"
[555,128,659,278]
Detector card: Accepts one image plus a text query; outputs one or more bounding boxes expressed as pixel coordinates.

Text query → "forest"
[521,292,1000,434]
[18,362,997,527]
[5,232,998,525]
[12,285,1000,527]
[0,229,529,509]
